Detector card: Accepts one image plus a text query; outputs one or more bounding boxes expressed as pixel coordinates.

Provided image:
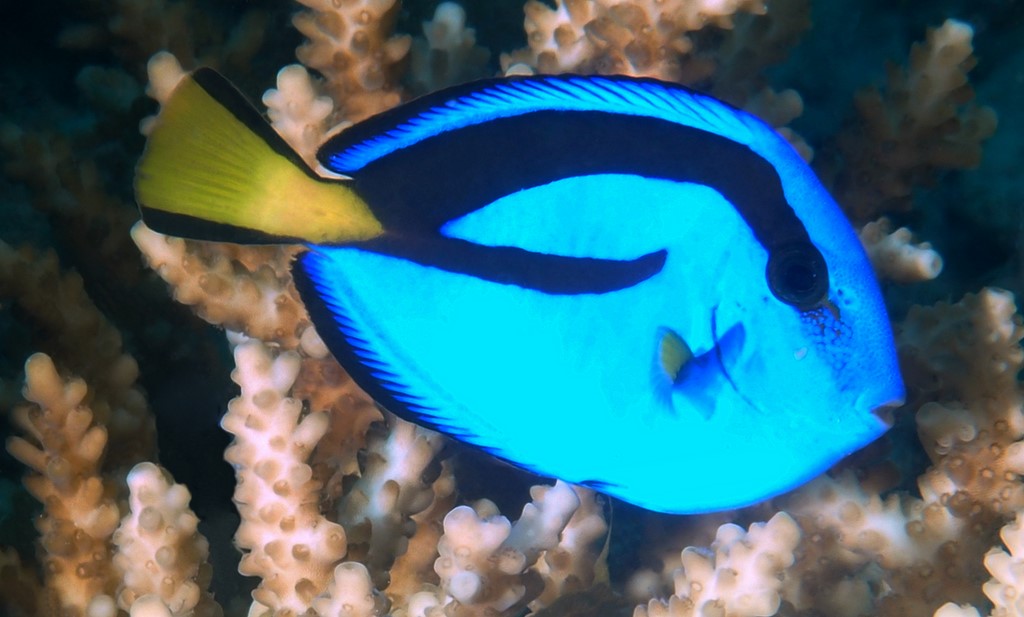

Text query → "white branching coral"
[6,354,121,616]
[531,485,610,609]
[132,223,309,349]
[112,463,219,617]
[263,64,336,167]
[431,481,585,616]
[337,413,446,589]
[221,341,348,615]
[292,0,412,122]
[983,512,1024,616]
[828,19,998,222]
[502,0,766,81]
[141,52,187,128]
[903,289,1024,517]
[635,513,800,617]
[859,217,944,283]
[932,511,1024,617]
[409,2,490,94]
[312,562,387,617]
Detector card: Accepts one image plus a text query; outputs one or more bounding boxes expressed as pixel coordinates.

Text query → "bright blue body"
[299,76,904,513]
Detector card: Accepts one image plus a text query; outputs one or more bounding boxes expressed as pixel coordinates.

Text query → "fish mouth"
[709,304,903,432]
[870,401,901,428]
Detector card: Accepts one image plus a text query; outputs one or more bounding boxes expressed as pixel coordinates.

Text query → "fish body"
[136,70,904,513]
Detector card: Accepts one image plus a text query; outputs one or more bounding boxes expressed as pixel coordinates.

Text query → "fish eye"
[766,242,829,310]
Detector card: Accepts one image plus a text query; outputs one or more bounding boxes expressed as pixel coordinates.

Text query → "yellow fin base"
[659,328,694,382]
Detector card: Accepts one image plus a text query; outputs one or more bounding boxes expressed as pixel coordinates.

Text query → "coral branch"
[635,513,800,617]
[502,0,765,81]
[826,19,998,222]
[409,2,490,94]
[0,241,156,467]
[982,511,1024,616]
[292,0,412,121]
[859,218,944,283]
[221,341,348,614]
[263,64,337,167]
[434,482,583,616]
[337,413,445,589]
[6,354,121,615]
[131,223,310,350]
[113,462,221,617]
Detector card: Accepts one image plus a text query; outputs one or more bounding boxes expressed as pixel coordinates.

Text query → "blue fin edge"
[294,251,445,430]
[319,74,765,174]
[295,250,568,478]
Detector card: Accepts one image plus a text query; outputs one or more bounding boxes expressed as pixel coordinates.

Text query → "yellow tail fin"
[134,68,384,245]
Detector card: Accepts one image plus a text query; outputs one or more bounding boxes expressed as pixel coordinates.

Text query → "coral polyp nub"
[156,545,175,568]
[554,25,576,47]
[254,459,279,481]
[351,31,370,54]
[258,503,284,523]
[139,506,163,532]
[295,577,319,602]
[906,520,926,537]
[44,557,61,575]
[838,502,864,524]
[252,390,278,409]
[362,67,386,91]
[75,561,96,579]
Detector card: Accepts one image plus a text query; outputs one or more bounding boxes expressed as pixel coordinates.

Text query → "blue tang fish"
[135,69,905,513]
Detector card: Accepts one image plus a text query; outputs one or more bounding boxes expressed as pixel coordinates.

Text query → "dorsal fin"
[318,75,765,175]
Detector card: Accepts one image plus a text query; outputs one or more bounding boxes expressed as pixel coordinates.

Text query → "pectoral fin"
[657,328,693,382]
[655,324,746,421]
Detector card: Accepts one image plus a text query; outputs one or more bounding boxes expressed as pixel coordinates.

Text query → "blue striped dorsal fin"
[318,75,765,175]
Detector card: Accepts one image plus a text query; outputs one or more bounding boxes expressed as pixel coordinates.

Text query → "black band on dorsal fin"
[190,68,323,182]
[347,110,810,251]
